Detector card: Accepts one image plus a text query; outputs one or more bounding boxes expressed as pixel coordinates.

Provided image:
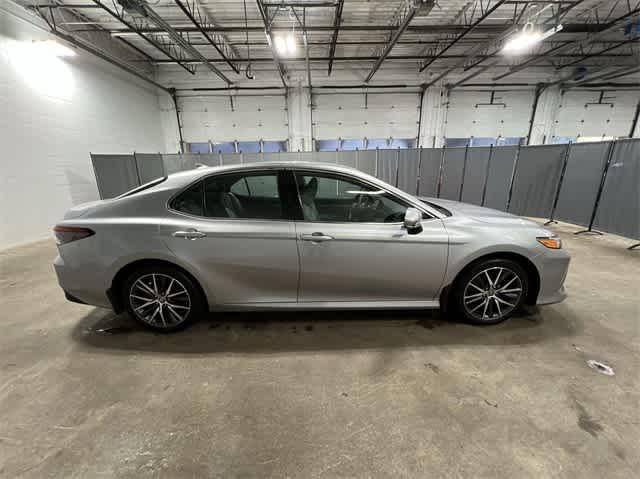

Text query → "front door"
[162,170,299,305]
[292,170,449,303]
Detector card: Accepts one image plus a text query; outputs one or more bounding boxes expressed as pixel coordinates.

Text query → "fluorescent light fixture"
[35,39,76,57]
[274,32,297,56]
[274,34,287,56]
[502,24,563,54]
[285,33,297,55]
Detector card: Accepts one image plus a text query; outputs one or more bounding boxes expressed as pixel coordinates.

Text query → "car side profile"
[54,162,570,332]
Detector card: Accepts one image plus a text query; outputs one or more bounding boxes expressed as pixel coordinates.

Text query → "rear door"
[292,170,449,303]
[161,169,299,305]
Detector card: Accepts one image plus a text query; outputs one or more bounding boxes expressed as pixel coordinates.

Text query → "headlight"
[537,236,562,249]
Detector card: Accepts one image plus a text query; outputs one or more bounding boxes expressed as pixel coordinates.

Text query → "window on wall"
[262,140,288,152]
[188,142,210,154]
[315,138,417,151]
[238,141,260,153]
[212,142,236,154]
[445,137,524,147]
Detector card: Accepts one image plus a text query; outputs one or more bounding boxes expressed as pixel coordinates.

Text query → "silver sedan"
[54,162,570,332]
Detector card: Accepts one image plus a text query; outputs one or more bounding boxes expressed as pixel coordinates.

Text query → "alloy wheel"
[129,273,191,328]
[462,266,523,322]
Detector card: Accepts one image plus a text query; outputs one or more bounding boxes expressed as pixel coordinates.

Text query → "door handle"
[301,232,334,243]
[173,230,206,240]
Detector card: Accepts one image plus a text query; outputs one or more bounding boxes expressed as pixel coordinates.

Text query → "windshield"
[116,177,167,199]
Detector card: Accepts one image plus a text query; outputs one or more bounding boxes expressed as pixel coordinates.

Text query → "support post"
[415,147,422,196]
[458,144,469,201]
[526,84,544,145]
[544,141,572,225]
[169,88,185,154]
[505,144,521,212]
[575,140,617,235]
[395,147,400,187]
[480,144,493,207]
[436,145,446,198]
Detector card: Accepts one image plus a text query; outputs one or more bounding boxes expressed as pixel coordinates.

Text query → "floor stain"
[425,362,440,374]
[574,400,604,437]
[304,325,314,332]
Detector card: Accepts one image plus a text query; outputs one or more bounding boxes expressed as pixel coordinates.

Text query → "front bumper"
[534,249,570,305]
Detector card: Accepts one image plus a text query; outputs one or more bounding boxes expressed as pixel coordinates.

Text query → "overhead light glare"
[502,24,563,54]
[274,32,297,57]
[34,39,76,57]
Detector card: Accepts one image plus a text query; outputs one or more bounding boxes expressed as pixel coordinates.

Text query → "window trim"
[291,169,434,225]
[167,169,295,223]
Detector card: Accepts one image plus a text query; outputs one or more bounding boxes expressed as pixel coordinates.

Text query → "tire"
[122,265,205,332]
[451,258,529,325]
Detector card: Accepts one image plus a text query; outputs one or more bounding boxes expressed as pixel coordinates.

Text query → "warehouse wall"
[0,6,164,249]
[160,84,639,152]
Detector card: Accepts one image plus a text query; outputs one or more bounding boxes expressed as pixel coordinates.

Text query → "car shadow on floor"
[71,304,579,356]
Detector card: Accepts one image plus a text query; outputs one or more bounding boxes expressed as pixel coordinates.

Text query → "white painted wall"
[0,6,164,249]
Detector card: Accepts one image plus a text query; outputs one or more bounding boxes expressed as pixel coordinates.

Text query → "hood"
[419,197,540,228]
[63,199,110,219]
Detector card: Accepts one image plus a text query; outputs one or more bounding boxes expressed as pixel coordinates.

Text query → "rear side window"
[171,181,204,216]
[170,172,284,220]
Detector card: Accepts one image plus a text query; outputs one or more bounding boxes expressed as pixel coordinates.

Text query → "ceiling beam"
[365,0,436,83]
[256,0,287,88]
[327,0,343,76]
[419,0,506,72]
[493,1,640,80]
[173,0,241,74]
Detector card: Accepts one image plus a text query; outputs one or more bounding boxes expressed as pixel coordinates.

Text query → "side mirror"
[404,207,423,235]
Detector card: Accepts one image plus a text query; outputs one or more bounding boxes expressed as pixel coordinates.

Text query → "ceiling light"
[502,24,563,54]
[274,32,297,57]
[285,33,297,55]
[35,39,76,57]
[274,34,287,56]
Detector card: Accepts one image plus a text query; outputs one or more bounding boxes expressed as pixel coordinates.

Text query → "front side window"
[294,171,410,223]
[171,171,284,220]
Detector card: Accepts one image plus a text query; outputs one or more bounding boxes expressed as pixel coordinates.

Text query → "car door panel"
[295,219,449,302]
[162,218,298,305]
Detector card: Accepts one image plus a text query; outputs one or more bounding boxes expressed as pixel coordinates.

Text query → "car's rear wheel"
[122,266,205,332]
[452,258,529,325]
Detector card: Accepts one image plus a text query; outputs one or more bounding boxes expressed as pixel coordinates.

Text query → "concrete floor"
[0,222,638,478]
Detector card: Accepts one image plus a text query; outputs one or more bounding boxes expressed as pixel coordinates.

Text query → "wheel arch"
[440,251,541,311]
[107,258,209,314]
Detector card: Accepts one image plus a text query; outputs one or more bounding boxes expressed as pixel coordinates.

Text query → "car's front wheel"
[452,258,529,325]
[123,266,205,332]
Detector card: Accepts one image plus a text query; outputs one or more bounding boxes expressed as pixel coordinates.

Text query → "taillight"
[53,225,95,245]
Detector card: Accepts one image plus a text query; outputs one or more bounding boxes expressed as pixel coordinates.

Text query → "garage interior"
[1,0,640,477]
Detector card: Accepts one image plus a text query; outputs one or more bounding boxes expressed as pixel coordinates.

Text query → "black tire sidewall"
[122,265,205,332]
[452,258,529,325]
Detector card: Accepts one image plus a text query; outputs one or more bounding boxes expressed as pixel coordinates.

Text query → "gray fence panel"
[161,154,183,175]
[508,144,566,218]
[593,139,640,240]
[299,151,313,162]
[221,153,242,165]
[337,151,358,169]
[440,147,466,200]
[241,152,262,163]
[312,151,338,164]
[461,147,491,206]
[90,154,139,199]
[417,148,443,197]
[134,153,165,184]
[356,150,377,176]
[397,149,420,194]
[554,141,610,227]
[377,149,398,185]
[262,152,280,162]
[483,145,518,211]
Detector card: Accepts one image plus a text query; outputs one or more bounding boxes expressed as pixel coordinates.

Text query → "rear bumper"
[54,254,111,309]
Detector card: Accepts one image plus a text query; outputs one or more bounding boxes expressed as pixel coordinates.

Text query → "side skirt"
[210,300,440,312]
